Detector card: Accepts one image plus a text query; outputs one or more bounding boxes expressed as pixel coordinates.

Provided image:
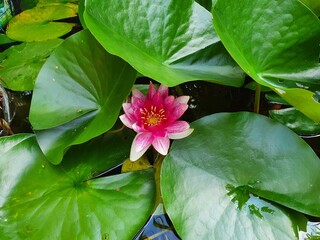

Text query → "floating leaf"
[122,156,152,173]
[84,0,244,87]
[29,29,136,164]
[0,39,63,91]
[77,0,86,28]
[195,0,212,11]
[265,92,289,105]
[20,0,38,10]
[20,0,79,10]
[273,87,320,123]
[0,131,155,240]
[37,0,79,6]
[212,0,320,122]
[299,0,320,16]
[0,34,15,45]
[161,112,319,239]
[6,3,78,42]
[269,107,320,135]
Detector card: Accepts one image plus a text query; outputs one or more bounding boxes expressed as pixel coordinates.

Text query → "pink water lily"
[120,82,193,161]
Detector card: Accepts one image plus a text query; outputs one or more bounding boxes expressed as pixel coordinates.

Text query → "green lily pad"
[273,87,320,123]
[161,112,320,239]
[269,107,320,135]
[300,0,320,16]
[20,0,79,10]
[29,29,136,164]
[195,0,212,11]
[0,131,155,240]
[6,3,78,42]
[37,0,79,5]
[20,0,38,10]
[0,39,63,91]
[212,0,320,122]
[84,0,245,87]
[0,34,15,45]
[265,92,289,105]
[77,0,86,28]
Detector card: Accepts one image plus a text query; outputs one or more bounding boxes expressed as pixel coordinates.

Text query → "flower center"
[140,106,166,127]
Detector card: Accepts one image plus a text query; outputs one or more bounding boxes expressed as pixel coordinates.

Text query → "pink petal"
[166,121,190,133]
[122,103,134,116]
[170,104,189,120]
[152,129,167,138]
[121,103,137,124]
[132,88,145,100]
[130,133,153,161]
[147,82,157,100]
[174,96,190,106]
[133,107,143,120]
[129,138,148,161]
[132,123,148,133]
[158,85,169,98]
[132,96,145,108]
[130,146,146,161]
[134,132,153,152]
[152,136,170,155]
[168,128,194,140]
[119,114,134,129]
[151,92,163,107]
[164,96,175,109]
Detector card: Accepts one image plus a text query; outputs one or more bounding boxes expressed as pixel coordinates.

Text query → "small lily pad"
[269,107,320,135]
[37,0,79,6]
[6,3,78,42]
[0,39,63,91]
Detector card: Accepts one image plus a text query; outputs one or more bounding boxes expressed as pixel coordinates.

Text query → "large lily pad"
[0,131,155,240]
[29,29,136,164]
[0,39,63,91]
[6,3,78,42]
[84,0,244,87]
[212,0,320,122]
[161,112,320,239]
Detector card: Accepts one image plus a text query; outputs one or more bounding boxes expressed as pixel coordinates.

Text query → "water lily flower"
[120,82,193,161]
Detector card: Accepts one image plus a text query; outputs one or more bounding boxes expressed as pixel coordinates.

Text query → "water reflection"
[134,204,180,240]
[299,221,320,239]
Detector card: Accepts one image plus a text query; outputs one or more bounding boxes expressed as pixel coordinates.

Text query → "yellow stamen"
[140,106,166,127]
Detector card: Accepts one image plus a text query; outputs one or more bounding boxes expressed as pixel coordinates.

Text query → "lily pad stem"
[254,83,261,114]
